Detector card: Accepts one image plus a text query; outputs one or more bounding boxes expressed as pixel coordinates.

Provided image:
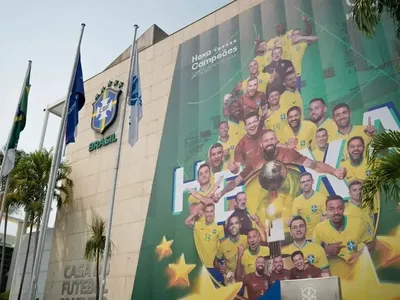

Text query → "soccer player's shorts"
[296,75,302,93]
[207,267,224,284]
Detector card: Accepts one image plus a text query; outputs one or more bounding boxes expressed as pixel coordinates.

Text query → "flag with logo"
[128,45,143,146]
[66,53,85,145]
[1,63,31,177]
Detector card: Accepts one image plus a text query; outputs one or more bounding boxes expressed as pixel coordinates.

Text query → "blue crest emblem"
[300,140,306,147]
[307,254,315,264]
[280,114,286,120]
[311,205,317,213]
[347,240,356,252]
[91,87,122,134]
[213,229,217,234]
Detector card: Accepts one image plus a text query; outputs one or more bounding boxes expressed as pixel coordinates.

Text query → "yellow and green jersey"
[340,158,370,182]
[216,235,248,273]
[292,191,326,240]
[218,136,237,163]
[266,31,294,60]
[282,241,329,270]
[312,147,326,162]
[280,90,304,115]
[254,54,271,73]
[329,125,373,161]
[290,42,307,75]
[241,246,271,275]
[242,72,271,94]
[281,120,317,150]
[188,185,213,206]
[227,120,246,145]
[264,106,288,142]
[344,201,375,236]
[194,220,224,267]
[312,216,373,261]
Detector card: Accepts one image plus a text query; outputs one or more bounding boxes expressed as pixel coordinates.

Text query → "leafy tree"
[9,149,73,300]
[362,130,400,209]
[84,210,112,300]
[352,0,400,65]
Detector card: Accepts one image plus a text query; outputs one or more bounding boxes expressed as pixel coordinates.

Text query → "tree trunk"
[17,221,33,300]
[96,251,100,300]
[0,208,8,292]
[31,220,40,275]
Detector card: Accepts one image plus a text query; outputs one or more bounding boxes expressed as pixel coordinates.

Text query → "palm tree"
[10,148,73,300]
[362,130,400,209]
[352,0,400,67]
[84,210,112,300]
[0,150,25,293]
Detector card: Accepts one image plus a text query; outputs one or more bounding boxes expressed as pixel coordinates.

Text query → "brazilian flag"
[1,62,31,177]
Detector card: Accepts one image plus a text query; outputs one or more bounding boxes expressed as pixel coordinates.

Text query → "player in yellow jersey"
[331,103,376,160]
[207,143,229,174]
[280,71,304,114]
[313,195,373,266]
[187,164,222,217]
[240,60,276,95]
[308,98,337,140]
[214,215,248,285]
[264,88,288,142]
[344,181,375,235]
[265,17,312,61]
[223,99,246,141]
[312,128,329,162]
[282,106,316,149]
[289,173,327,240]
[185,204,224,275]
[340,137,371,182]
[236,229,270,281]
[282,216,330,276]
[217,121,239,163]
[253,40,271,72]
[289,29,318,92]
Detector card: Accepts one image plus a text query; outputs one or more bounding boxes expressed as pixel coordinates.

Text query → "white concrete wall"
[10,228,54,300]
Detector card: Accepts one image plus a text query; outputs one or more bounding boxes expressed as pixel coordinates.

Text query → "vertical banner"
[132,1,400,299]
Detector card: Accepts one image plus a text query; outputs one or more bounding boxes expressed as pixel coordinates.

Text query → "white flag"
[128,45,143,146]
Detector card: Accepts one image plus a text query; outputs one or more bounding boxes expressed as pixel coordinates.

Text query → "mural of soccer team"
[184,18,377,300]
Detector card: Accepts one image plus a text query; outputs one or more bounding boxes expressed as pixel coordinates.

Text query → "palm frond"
[362,148,400,209]
[367,130,400,163]
[84,210,112,263]
[352,0,383,38]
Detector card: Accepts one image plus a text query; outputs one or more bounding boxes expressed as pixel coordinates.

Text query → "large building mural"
[132,0,400,299]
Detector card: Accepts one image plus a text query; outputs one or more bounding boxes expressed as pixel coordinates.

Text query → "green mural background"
[132,1,400,299]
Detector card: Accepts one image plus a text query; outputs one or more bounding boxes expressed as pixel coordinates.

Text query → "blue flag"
[128,45,143,146]
[66,53,85,145]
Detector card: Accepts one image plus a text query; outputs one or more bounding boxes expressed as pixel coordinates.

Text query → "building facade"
[44,0,400,299]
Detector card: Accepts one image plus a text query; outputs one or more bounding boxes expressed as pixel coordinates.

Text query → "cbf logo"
[347,240,356,252]
[307,254,315,264]
[311,205,317,213]
[91,80,123,134]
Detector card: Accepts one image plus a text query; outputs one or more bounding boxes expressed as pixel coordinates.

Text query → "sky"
[0,0,231,235]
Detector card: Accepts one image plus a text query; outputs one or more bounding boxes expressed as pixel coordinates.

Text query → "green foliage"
[84,210,112,262]
[10,148,73,221]
[0,289,9,300]
[362,130,400,209]
[352,0,400,38]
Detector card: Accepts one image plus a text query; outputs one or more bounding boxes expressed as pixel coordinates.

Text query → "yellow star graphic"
[167,254,196,287]
[179,266,242,300]
[155,236,174,261]
[340,248,400,299]
[376,226,400,268]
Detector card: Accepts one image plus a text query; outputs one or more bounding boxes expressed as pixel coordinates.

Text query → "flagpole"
[98,24,139,300]
[0,60,32,230]
[27,23,86,300]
